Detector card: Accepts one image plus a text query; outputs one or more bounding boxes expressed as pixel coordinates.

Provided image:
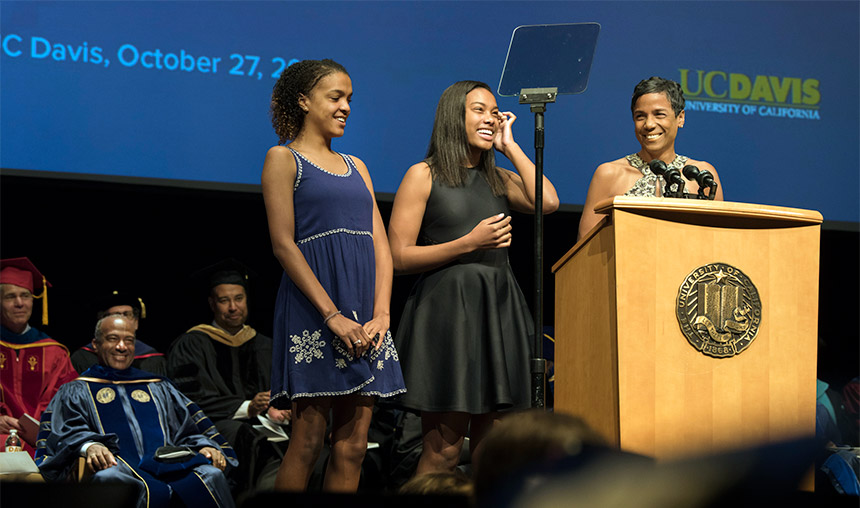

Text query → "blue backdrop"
[2,1,857,223]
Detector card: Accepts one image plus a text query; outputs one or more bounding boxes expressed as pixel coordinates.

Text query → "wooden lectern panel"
[553,220,621,443]
[553,198,821,463]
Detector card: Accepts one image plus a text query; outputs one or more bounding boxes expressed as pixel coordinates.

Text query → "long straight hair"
[424,81,507,197]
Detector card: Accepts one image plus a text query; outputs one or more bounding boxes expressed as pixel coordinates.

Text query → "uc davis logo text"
[679,69,820,120]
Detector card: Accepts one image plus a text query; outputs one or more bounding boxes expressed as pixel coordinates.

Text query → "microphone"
[648,159,668,177]
[648,159,685,197]
[682,165,718,200]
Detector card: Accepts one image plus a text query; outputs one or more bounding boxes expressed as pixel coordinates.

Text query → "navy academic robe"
[35,364,238,508]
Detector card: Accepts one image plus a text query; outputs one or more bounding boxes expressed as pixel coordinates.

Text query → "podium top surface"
[552,197,822,273]
[595,196,823,224]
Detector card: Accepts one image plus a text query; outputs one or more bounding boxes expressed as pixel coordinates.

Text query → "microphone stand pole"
[519,87,557,409]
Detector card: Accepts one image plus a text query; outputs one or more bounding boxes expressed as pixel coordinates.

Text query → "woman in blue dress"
[262,59,405,492]
[388,81,559,474]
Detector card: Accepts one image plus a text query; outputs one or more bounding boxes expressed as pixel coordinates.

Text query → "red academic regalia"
[0,326,78,456]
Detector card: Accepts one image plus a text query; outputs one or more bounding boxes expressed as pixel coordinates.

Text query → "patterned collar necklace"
[627,153,687,174]
[623,153,689,197]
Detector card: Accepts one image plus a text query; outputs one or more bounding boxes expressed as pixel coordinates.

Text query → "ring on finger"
[355,339,362,346]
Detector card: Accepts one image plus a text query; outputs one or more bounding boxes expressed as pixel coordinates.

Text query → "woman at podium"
[578,76,724,240]
[388,80,559,474]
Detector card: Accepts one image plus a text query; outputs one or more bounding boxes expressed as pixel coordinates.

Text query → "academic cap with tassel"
[0,257,51,325]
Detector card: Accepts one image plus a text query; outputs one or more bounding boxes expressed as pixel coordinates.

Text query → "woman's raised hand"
[493,111,517,154]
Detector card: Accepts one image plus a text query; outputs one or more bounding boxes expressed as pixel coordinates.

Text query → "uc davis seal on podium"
[676,263,762,358]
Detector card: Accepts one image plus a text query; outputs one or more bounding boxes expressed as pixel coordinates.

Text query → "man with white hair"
[0,257,77,456]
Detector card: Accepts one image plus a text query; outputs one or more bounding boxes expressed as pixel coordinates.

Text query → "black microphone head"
[698,169,715,186]
[664,167,685,186]
[682,165,701,180]
[648,159,668,176]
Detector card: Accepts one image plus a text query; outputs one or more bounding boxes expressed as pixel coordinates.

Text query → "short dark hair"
[270,59,349,144]
[631,76,685,116]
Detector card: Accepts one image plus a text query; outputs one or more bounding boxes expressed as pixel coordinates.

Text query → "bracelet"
[323,310,341,324]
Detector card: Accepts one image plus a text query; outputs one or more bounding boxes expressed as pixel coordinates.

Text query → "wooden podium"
[552,197,822,462]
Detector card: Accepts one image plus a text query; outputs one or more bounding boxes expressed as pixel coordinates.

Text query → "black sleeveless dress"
[394,168,533,414]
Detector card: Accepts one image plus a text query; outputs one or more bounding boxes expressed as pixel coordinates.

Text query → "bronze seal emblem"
[676,263,762,358]
[131,389,151,403]
[96,387,116,404]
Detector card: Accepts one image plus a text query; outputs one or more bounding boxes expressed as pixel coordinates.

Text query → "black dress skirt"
[394,168,534,414]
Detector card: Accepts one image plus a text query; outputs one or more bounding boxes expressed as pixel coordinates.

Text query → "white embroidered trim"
[360,388,407,398]
[270,391,291,405]
[271,377,407,401]
[272,376,375,399]
[341,154,357,175]
[271,385,407,401]
[293,153,304,191]
[297,228,372,245]
[289,147,353,178]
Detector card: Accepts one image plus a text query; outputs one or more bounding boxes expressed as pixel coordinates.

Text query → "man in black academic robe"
[168,259,288,497]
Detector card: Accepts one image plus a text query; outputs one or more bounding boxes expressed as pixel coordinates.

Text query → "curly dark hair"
[631,76,685,116]
[270,59,349,144]
[425,80,507,197]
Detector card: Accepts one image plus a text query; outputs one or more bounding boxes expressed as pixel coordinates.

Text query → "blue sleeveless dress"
[270,148,405,407]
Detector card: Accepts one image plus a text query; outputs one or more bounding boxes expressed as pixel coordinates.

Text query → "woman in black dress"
[388,80,559,474]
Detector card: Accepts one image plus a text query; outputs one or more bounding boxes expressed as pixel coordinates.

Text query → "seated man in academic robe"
[0,257,78,456]
[35,315,238,508]
[71,290,167,376]
[168,259,288,496]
